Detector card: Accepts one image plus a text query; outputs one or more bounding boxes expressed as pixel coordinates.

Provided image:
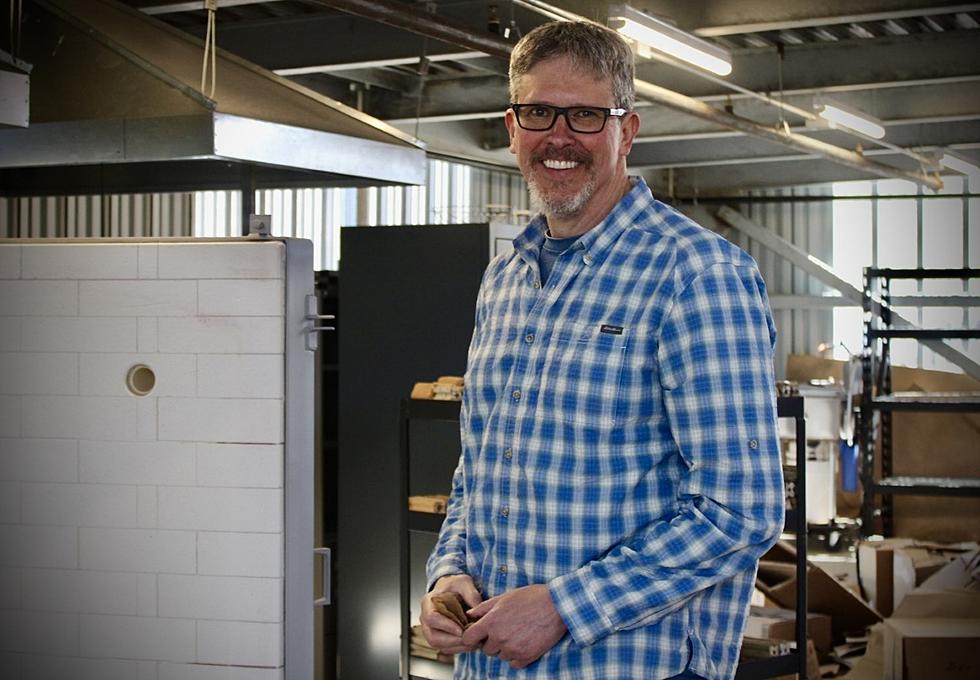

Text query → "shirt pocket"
[541,322,629,428]
[614,324,660,425]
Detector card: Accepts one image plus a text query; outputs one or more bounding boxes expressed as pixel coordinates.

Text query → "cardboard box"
[891,546,980,620]
[756,541,881,641]
[882,549,980,680]
[857,538,971,616]
[745,605,833,654]
[844,624,886,680]
[883,618,980,680]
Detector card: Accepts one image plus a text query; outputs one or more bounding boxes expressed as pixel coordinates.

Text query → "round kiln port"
[126,364,156,396]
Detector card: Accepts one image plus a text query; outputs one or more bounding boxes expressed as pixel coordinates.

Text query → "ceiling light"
[608,4,733,76]
[939,149,980,180]
[814,97,886,139]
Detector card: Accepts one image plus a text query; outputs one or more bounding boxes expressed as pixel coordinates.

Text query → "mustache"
[532,148,590,164]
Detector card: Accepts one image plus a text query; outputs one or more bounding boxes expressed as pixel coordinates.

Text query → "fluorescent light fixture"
[814,97,886,139]
[939,149,980,180]
[608,4,733,76]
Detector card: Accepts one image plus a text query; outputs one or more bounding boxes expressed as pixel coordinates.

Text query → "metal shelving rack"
[859,267,980,536]
[400,398,462,680]
[401,397,807,680]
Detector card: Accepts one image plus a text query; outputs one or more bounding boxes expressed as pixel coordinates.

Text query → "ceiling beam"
[642,155,978,195]
[308,0,513,61]
[628,119,980,165]
[140,0,279,14]
[382,75,980,130]
[273,51,489,76]
[633,79,941,189]
[631,146,969,171]
[690,1,980,36]
[297,67,414,93]
[528,0,980,35]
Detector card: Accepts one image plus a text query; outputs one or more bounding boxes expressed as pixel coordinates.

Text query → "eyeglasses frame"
[509,103,628,134]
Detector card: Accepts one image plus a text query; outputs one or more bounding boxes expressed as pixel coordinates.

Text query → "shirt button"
[499,565,508,574]
[524,333,534,344]
[504,448,513,460]
[533,281,541,289]
[749,439,759,449]
[583,253,593,265]
[512,389,521,401]
[501,506,509,518]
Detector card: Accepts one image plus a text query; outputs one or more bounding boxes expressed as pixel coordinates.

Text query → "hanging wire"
[413,37,429,142]
[413,2,437,141]
[776,42,789,134]
[200,0,218,99]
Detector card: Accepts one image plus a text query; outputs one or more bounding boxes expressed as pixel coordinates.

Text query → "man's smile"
[541,159,580,170]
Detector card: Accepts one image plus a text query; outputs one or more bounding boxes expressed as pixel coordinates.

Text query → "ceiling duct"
[0,0,427,196]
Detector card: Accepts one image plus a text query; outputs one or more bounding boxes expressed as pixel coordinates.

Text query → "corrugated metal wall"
[735,186,836,377]
[468,164,532,224]
[0,193,194,238]
[189,159,529,270]
[0,160,526,272]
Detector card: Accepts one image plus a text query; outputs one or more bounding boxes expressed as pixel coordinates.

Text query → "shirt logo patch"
[599,324,624,335]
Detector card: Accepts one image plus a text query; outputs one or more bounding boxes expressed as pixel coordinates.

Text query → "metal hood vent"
[0,0,427,195]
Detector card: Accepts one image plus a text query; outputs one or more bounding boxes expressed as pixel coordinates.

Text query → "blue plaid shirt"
[427,178,784,680]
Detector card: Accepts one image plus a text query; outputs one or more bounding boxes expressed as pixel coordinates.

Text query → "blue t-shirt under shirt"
[538,232,580,284]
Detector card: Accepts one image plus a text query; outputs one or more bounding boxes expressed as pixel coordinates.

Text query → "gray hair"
[509,21,635,110]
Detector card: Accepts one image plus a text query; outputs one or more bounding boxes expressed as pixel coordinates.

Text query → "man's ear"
[619,111,641,157]
[504,109,517,154]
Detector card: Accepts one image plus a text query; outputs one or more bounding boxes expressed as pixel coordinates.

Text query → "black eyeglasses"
[510,103,627,134]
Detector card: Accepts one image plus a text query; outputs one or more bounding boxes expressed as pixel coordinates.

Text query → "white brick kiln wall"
[0,241,287,680]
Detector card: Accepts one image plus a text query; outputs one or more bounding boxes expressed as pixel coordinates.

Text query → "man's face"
[505,56,638,222]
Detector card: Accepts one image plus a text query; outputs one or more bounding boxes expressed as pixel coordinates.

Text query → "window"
[832,176,978,372]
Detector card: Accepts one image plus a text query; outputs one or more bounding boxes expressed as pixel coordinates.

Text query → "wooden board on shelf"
[409,494,449,514]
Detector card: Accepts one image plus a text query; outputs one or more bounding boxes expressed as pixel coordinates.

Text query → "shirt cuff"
[426,558,466,593]
[548,566,615,647]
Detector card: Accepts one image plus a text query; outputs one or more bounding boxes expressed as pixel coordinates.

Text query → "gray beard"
[528,173,596,219]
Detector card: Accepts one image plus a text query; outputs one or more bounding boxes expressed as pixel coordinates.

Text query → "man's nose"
[546,112,575,141]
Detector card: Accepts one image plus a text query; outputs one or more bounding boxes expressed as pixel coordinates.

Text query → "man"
[421,20,784,680]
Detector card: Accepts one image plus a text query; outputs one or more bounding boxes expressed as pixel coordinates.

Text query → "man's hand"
[420,574,484,654]
[460,584,567,669]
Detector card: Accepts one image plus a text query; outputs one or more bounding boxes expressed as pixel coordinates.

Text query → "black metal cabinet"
[337,224,506,680]
[859,267,980,536]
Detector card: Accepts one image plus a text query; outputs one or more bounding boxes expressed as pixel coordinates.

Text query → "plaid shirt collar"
[513,176,649,270]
